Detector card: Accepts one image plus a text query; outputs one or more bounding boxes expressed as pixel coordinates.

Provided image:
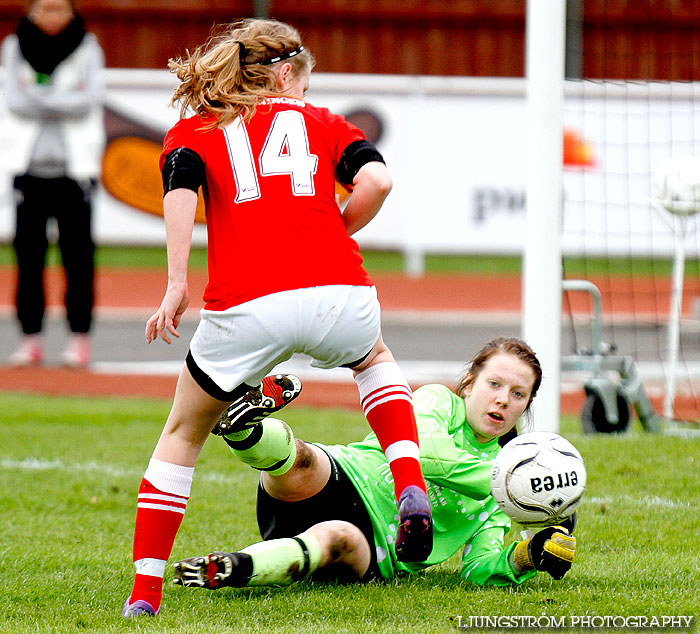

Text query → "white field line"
[583,495,692,510]
[0,457,237,484]
[0,457,694,509]
[4,304,698,327]
[3,304,520,324]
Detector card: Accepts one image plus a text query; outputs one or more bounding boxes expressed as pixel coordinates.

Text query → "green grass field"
[0,392,697,634]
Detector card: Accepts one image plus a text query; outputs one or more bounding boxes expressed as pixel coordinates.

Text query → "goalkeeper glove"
[559,512,577,534]
[512,525,576,580]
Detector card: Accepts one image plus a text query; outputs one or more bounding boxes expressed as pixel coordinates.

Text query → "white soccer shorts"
[189,285,381,393]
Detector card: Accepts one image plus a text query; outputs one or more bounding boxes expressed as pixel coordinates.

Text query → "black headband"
[260,45,304,66]
[235,40,247,61]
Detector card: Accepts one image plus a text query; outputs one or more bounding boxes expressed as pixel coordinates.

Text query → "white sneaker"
[61,334,91,368]
[9,335,43,366]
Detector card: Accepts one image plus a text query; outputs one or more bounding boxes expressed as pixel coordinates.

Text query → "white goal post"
[522,0,567,433]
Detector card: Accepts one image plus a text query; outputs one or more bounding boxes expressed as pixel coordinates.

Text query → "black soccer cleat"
[172,552,254,589]
[212,374,302,436]
[394,485,434,563]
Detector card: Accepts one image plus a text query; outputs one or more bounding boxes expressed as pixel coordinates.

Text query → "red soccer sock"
[355,362,426,500]
[128,459,193,612]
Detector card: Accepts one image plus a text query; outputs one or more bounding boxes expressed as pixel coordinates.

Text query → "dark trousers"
[12,175,95,335]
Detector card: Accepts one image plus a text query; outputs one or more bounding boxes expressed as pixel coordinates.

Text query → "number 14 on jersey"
[225,110,319,202]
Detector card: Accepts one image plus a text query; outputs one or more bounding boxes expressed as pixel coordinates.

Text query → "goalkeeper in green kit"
[173,338,577,589]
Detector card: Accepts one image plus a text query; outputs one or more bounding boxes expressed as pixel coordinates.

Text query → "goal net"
[561,1,700,423]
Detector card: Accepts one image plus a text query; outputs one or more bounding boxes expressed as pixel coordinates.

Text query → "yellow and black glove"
[512,525,576,580]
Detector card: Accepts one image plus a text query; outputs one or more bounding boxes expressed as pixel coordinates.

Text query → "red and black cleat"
[173,552,254,589]
[212,374,302,436]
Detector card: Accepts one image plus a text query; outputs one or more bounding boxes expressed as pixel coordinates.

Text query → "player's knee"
[318,520,368,564]
[291,439,317,471]
[262,441,328,501]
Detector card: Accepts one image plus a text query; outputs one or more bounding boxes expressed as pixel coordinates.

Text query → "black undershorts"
[256,447,381,582]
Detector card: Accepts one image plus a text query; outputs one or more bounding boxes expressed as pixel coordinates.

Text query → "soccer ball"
[654,154,700,217]
[490,432,586,528]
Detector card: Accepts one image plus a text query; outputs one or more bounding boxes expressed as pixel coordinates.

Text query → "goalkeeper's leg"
[173,520,371,589]
[221,416,298,476]
[221,421,333,506]
[212,375,302,477]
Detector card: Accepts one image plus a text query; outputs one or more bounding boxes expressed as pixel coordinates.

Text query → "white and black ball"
[491,432,586,527]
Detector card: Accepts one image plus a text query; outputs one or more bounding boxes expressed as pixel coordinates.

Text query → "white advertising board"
[0,70,698,257]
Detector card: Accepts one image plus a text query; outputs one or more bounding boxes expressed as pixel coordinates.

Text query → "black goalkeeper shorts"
[256,447,382,582]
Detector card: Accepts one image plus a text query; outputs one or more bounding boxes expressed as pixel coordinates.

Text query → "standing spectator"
[0,0,105,367]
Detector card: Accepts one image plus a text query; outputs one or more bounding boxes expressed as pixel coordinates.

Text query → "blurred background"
[3,0,697,77]
[0,0,698,430]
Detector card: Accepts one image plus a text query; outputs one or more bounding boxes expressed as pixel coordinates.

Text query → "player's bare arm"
[145,188,197,344]
[341,161,392,235]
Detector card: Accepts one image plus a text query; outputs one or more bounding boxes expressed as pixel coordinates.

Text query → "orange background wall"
[0,0,699,80]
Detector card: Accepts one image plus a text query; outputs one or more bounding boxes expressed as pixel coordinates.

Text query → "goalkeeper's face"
[462,353,536,443]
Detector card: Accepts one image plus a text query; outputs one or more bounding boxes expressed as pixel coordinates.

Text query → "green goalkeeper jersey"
[318,384,536,586]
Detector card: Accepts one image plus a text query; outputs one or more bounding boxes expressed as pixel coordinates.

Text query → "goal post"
[522,0,567,433]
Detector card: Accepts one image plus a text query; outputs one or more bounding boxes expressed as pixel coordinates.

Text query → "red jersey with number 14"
[160,97,374,311]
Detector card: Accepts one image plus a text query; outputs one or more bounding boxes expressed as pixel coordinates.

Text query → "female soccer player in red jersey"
[122,18,432,617]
